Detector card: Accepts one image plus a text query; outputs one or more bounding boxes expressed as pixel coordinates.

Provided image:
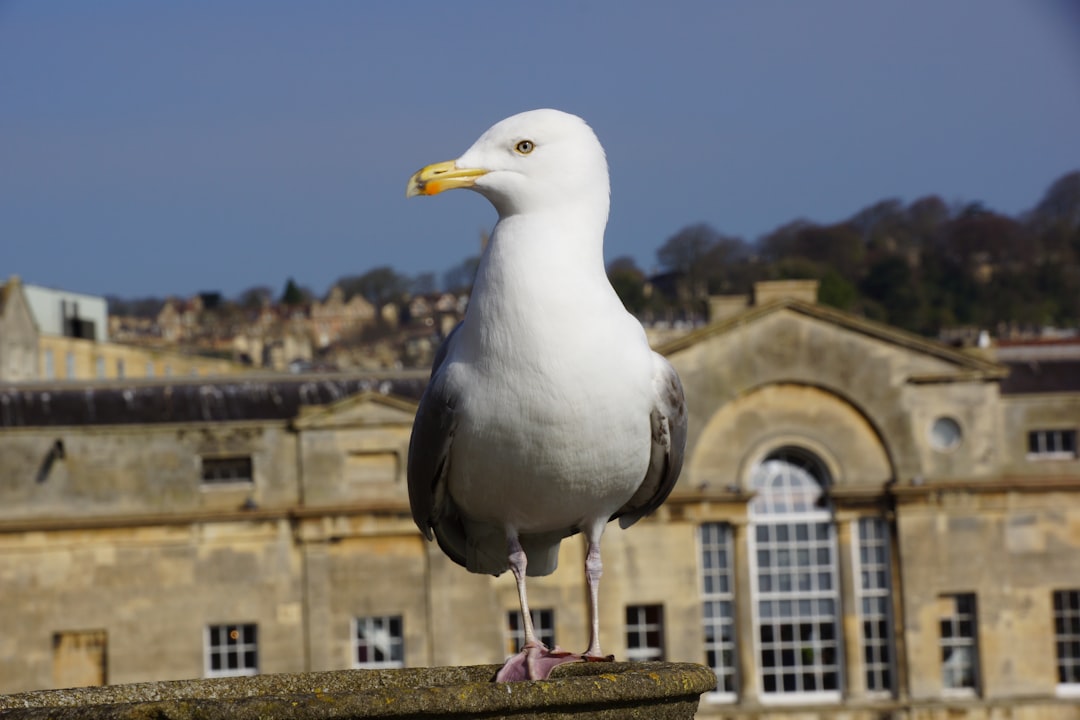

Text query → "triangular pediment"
[656,298,1006,382]
[292,391,418,430]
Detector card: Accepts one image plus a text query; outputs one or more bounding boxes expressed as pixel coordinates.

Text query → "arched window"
[749,447,842,700]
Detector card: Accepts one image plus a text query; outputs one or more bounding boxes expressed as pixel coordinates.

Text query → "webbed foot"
[495,643,583,682]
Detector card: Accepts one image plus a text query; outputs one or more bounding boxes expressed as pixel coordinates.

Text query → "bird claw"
[495,644,583,682]
[581,652,615,662]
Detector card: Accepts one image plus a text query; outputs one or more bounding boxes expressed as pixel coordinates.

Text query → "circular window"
[929,417,962,452]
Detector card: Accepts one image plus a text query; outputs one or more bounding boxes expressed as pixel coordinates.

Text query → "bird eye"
[514,140,535,155]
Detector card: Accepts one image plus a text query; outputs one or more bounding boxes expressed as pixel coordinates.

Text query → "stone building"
[0,278,247,382]
[0,276,39,382]
[1,285,1078,718]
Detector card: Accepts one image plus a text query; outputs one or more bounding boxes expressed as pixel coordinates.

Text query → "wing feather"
[615,354,687,529]
[407,324,461,544]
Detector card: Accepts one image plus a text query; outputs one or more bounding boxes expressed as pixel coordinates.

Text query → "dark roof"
[0,373,428,428]
[1000,360,1080,395]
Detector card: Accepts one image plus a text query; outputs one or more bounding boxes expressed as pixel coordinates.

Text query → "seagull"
[405,109,686,682]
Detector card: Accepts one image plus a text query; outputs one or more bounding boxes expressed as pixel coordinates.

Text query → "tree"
[817,270,857,311]
[443,256,481,293]
[279,278,305,306]
[789,223,865,278]
[1030,170,1080,230]
[336,267,409,307]
[859,256,921,331]
[656,223,745,304]
[907,195,950,235]
[607,256,647,314]
[410,272,438,296]
[657,223,717,274]
[237,286,273,309]
[758,219,814,261]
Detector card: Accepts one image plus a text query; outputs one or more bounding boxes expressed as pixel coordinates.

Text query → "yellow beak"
[406,160,488,198]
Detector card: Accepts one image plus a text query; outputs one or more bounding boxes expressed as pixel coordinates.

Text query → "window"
[116,358,125,379]
[1028,429,1077,459]
[1053,590,1080,695]
[65,352,75,379]
[506,609,555,656]
[353,616,404,669]
[44,350,55,379]
[201,456,253,485]
[750,448,841,701]
[53,630,107,688]
[145,361,155,378]
[854,518,895,695]
[939,594,979,694]
[700,522,737,696]
[346,451,399,483]
[626,605,664,662]
[929,417,962,452]
[205,623,258,677]
[95,356,105,379]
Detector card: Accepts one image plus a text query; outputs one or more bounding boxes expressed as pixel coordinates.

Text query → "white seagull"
[405,109,687,682]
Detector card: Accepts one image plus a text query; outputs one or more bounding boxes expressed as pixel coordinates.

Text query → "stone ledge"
[0,661,717,719]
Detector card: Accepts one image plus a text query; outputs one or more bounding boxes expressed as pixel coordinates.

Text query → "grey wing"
[615,353,687,529]
[407,324,460,543]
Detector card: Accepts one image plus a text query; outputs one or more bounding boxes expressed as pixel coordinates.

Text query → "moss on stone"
[0,661,716,719]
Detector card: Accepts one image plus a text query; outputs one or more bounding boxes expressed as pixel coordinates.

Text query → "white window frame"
[505,609,555,657]
[204,623,258,678]
[625,604,665,662]
[939,594,979,697]
[352,615,404,669]
[853,517,896,697]
[749,449,843,705]
[1027,429,1078,461]
[1053,589,1080,697]
[699,522,738,702]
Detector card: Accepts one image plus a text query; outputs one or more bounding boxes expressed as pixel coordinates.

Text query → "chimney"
[752,280,819,306]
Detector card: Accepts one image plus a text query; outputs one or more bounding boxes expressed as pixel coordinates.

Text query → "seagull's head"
[407,109,610,219]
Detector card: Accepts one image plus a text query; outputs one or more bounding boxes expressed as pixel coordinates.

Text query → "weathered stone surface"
[0,662,716,719]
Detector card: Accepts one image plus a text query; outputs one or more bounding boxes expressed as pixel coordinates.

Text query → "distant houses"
[1,276,471,382]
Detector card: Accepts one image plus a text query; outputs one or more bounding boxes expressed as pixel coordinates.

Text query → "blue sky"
[2,1,1079,299]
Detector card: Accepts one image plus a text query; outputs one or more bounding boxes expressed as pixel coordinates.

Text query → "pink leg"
[582,530,612,661]
[509,536,538,646]
[495,535,582,682]
[584,537,604,658]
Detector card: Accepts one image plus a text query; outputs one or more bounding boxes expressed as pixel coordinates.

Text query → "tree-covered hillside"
[612,170,1080,337]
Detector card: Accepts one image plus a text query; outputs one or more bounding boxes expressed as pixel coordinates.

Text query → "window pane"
[750,448,839,698]
[354,615,405,669]
[206,623,258,678]
[939,595,978,691]
[1053,590,1080,689]
[699,523,736,694]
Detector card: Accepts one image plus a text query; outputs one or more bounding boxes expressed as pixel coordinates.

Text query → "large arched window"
[749,447,842,700]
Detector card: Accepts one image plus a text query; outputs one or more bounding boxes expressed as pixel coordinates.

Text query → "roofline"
[656,298,1008,379]
[291,390,419,428]
[0,369,431,393]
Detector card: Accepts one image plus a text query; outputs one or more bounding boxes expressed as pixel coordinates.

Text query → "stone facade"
[36,333,244,381]
[0,278,248,383]
[0,276,39,382]
[1,298,1078,718]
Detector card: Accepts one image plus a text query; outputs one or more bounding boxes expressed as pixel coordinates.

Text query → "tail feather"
[431,502,578,578]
